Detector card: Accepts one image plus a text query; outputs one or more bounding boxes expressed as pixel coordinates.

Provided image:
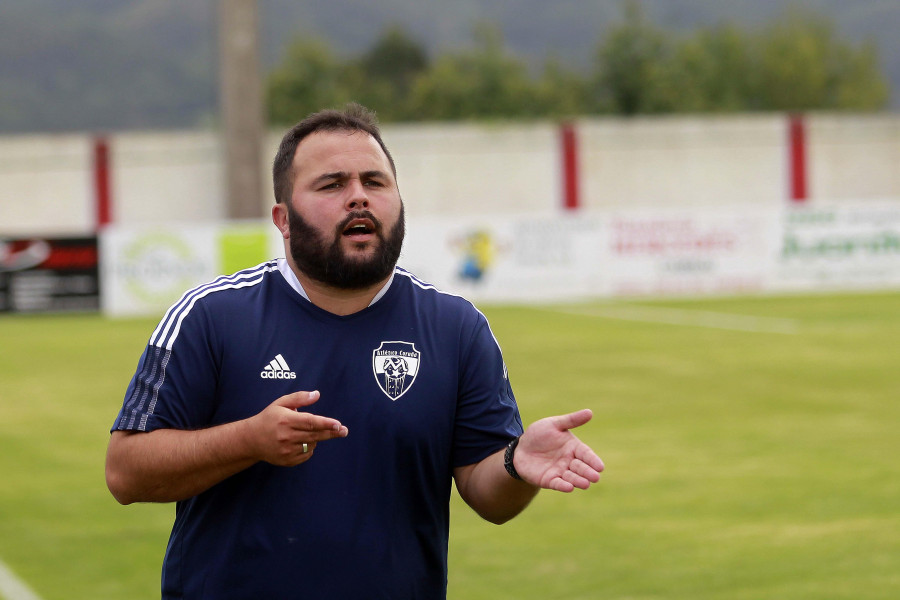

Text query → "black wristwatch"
[504,436,523,480]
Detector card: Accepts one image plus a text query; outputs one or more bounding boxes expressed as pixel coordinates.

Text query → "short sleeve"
[451,312,524,467]
[111,302,219,432]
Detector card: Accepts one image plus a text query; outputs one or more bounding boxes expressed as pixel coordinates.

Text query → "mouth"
[342,218,377,239]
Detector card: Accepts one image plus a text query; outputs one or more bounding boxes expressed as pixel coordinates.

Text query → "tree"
[827,41,889,110]
[263,7,890,125]
[534,57,590,119]
[590,0,676,115]
[358,26,428,95]
[407,23,542,120]
[668,25,757,112]
[266,38,354,124]
[347,26,430,121]
[588,1,889,116]
[753,8,888,111]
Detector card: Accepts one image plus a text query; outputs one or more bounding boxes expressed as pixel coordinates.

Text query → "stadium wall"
[0,134,96,235]
[2,113,900,236]
[96,199,900,316]
[3,113,900,314]
[576,114,788,209]
[807,114,900,200]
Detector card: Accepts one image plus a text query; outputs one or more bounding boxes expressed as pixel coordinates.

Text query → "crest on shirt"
[372,341,421,400]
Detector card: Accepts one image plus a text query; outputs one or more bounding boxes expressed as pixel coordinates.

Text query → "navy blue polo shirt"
[112,259,523,599]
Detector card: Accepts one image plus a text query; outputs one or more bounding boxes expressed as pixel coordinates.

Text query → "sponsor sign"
[220,223,277,275]
[101,226,218,316]
[400,207,777,302]
[0,236,100,313]
[100,223,283,316]
[775,201,900,291]
[400,212,602,303]
[98,201,900,316]
[601,207,779,297]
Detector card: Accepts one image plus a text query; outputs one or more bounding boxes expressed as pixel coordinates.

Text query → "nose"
[346,179,369,211]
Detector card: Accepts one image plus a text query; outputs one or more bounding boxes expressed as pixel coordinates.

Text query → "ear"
[272,203,290,240]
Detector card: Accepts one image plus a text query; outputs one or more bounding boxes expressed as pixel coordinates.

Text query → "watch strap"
[504,436,523,480]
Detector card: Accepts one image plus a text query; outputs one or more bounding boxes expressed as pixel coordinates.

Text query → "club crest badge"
[372,341,421,400]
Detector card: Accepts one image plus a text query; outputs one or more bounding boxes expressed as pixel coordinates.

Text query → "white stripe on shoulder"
[150,260,278,350]
[394,267,463,298]
[394,267,505,354]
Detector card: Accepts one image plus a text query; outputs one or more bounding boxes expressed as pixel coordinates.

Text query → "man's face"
[283,130,405,289]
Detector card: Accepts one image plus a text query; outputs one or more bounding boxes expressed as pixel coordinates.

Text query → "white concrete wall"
[381,121,559,219]
[113,130,227,224]
[0,134,94,236]
[578,114,787,209]
[3,113,900,238]
[807,113,900,201]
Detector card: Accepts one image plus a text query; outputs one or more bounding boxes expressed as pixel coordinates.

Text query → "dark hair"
[272,103,397,204]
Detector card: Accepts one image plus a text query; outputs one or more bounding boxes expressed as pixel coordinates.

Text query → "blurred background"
[1,2,899,599]
[2,0,899,133]
[1,0,899,314]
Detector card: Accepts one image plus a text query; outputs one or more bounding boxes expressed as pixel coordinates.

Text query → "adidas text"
[260,354,297,380]
[260,370,296,379]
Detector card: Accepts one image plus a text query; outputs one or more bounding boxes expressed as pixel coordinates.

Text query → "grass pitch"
[1,291,898,599]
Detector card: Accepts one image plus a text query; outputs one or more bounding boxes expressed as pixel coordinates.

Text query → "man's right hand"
[106,390,349,504]
[247,390,349,466]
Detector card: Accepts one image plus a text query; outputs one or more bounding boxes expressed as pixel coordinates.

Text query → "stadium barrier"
[4,113,899,313]
[0,236,100,313]
[98,200,900,316]
[4,113,900,237]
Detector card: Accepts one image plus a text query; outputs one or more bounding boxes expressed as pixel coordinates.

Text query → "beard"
[286,201,405,290]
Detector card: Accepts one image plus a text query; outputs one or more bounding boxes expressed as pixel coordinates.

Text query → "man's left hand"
[515,409,604,492]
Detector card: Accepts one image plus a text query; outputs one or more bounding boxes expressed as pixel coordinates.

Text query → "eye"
[318,181,342,191]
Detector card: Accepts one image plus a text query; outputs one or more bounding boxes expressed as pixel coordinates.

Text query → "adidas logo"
[260,354,297,380]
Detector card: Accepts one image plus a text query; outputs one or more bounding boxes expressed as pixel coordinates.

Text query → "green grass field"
[1,291,898,599]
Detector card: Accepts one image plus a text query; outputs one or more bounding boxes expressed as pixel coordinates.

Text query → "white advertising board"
[400,207,779,302]
[101,225,220,317]
[99,201,900,316]
[600,206,780,297]
[399,212,604,303]
[774,201,900,291]
[101,222,281,316]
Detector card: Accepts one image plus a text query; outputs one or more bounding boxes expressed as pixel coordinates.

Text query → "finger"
[302,425,349,441]
[290,412,347,436]
[548,477,575,493]
[552,408,593,432]
[574,445,605,473]
[561,469,593,490]
[570,457,602,483]
[285,441,316,466]
[293,440,315,455]
[275,390,321,410]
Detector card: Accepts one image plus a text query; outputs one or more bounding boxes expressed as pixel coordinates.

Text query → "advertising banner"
[98,201,900,316]
[600,206,780,297]
[101,223,281,317]
[775,201,900,291]
[0,236,100,313]
[401,207,778,302]
[400,212,604,303]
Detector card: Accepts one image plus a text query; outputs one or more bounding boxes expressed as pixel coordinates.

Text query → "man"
[106,103,604,599]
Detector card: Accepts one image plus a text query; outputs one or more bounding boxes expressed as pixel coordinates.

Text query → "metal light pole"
[219,0,264,219]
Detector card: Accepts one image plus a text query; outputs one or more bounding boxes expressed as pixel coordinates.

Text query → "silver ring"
[302,443,309,454]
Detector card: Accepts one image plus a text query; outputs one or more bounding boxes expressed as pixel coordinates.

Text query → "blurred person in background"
[105,103,604,599]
